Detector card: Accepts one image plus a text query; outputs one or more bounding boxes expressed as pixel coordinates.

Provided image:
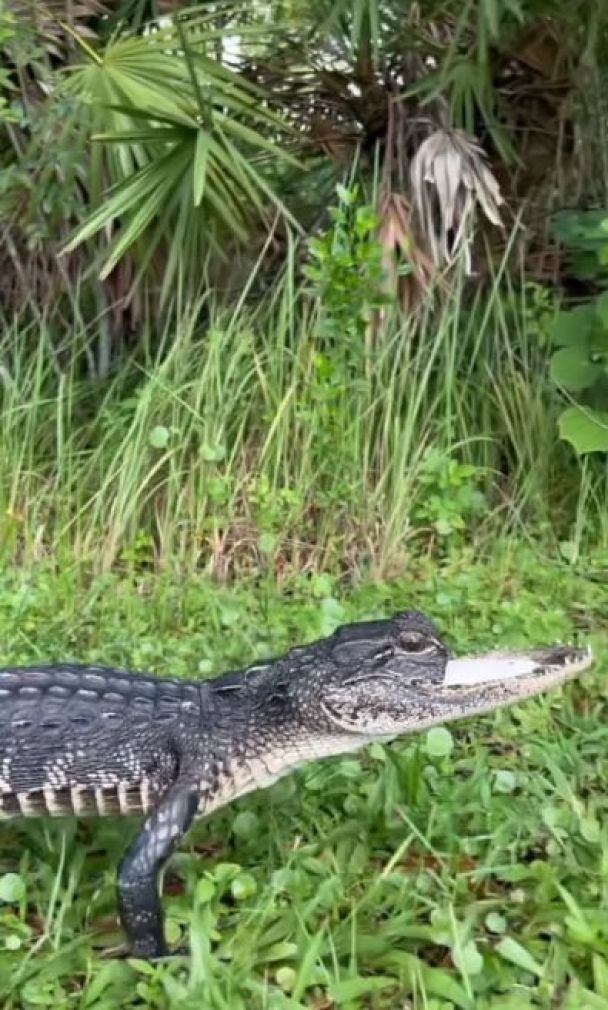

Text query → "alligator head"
[299,609,593,738]
[204,609,593,813]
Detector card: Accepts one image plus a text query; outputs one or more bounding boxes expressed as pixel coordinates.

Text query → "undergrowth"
[1,244,606,577]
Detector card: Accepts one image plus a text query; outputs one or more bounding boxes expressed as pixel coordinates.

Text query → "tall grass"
[0,247,604,576]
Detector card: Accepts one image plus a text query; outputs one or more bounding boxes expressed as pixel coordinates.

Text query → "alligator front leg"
[117,781,199,958]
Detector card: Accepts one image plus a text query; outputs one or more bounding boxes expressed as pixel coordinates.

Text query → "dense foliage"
[0,4,607,1007]
[0,1,606,565]
[2,0,608,322]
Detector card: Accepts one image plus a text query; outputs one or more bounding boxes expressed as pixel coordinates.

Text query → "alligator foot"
[102,940,187,960]
[117,781,199,960]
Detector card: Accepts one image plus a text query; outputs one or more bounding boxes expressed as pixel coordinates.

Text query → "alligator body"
[0,611,593,958]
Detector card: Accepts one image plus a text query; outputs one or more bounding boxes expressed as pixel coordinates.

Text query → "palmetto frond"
[410,128,504,271]
[377,190,435,313]
[60,20,299,298]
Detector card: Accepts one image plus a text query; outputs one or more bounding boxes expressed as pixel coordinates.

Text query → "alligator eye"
[399,634,432,653]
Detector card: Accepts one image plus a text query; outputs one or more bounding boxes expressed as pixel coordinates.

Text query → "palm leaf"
[410,127,504,270]
[60,22,301,291]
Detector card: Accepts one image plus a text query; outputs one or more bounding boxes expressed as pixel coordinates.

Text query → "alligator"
[0,610,593,958]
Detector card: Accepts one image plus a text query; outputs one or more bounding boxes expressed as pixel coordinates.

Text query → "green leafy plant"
[2,241,606,575]
[548,210,608,454]
[304,183,392,343]
[551,209,608,282]
[60,18,298,301]
[412,449,487,539]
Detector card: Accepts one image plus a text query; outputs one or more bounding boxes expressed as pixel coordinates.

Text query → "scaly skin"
[0,611,593,957]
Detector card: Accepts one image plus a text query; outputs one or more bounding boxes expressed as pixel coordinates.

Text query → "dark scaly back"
[0,665,203,819]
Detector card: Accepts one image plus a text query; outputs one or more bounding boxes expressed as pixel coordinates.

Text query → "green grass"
[1,254,606,575]
[0,544,606,1009]
[1,223,607,1006]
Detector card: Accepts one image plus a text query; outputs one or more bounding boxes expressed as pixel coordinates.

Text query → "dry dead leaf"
[410,128,504,271]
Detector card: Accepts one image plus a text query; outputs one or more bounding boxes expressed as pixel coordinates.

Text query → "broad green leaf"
[320,596,346,636]
[481,0,500,38]
[425,726,454,758]
[0,873,25,903]
[593,291,608,330]
[558,407,608,454]
[230,872,257,901]
[232,810,259,838]
[550,347,602,390]
[495,936,544,976]
[200,442,225,462]
[493,769,516,793]
[453,940,483,975]
[165,918,181,945]
[195,878,215,903]
[259,532,277,554]
[485,912,507,934]
[291,925,325,1001]
[275,966,297,992]
[148,426,170,449]
[550,306,594,346]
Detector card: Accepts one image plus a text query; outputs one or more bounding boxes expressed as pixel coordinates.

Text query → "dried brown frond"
[376,189,435,313]
[7,1,109,42]
[410,128,505,271]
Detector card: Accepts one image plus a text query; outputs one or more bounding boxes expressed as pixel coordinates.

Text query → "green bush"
[549,210,608,454]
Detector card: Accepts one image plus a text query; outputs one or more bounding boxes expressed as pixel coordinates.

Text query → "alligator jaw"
[444,643,593,687]
[438,643,593,717]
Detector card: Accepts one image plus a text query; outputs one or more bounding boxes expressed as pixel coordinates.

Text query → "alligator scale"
[0,611,593,958]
